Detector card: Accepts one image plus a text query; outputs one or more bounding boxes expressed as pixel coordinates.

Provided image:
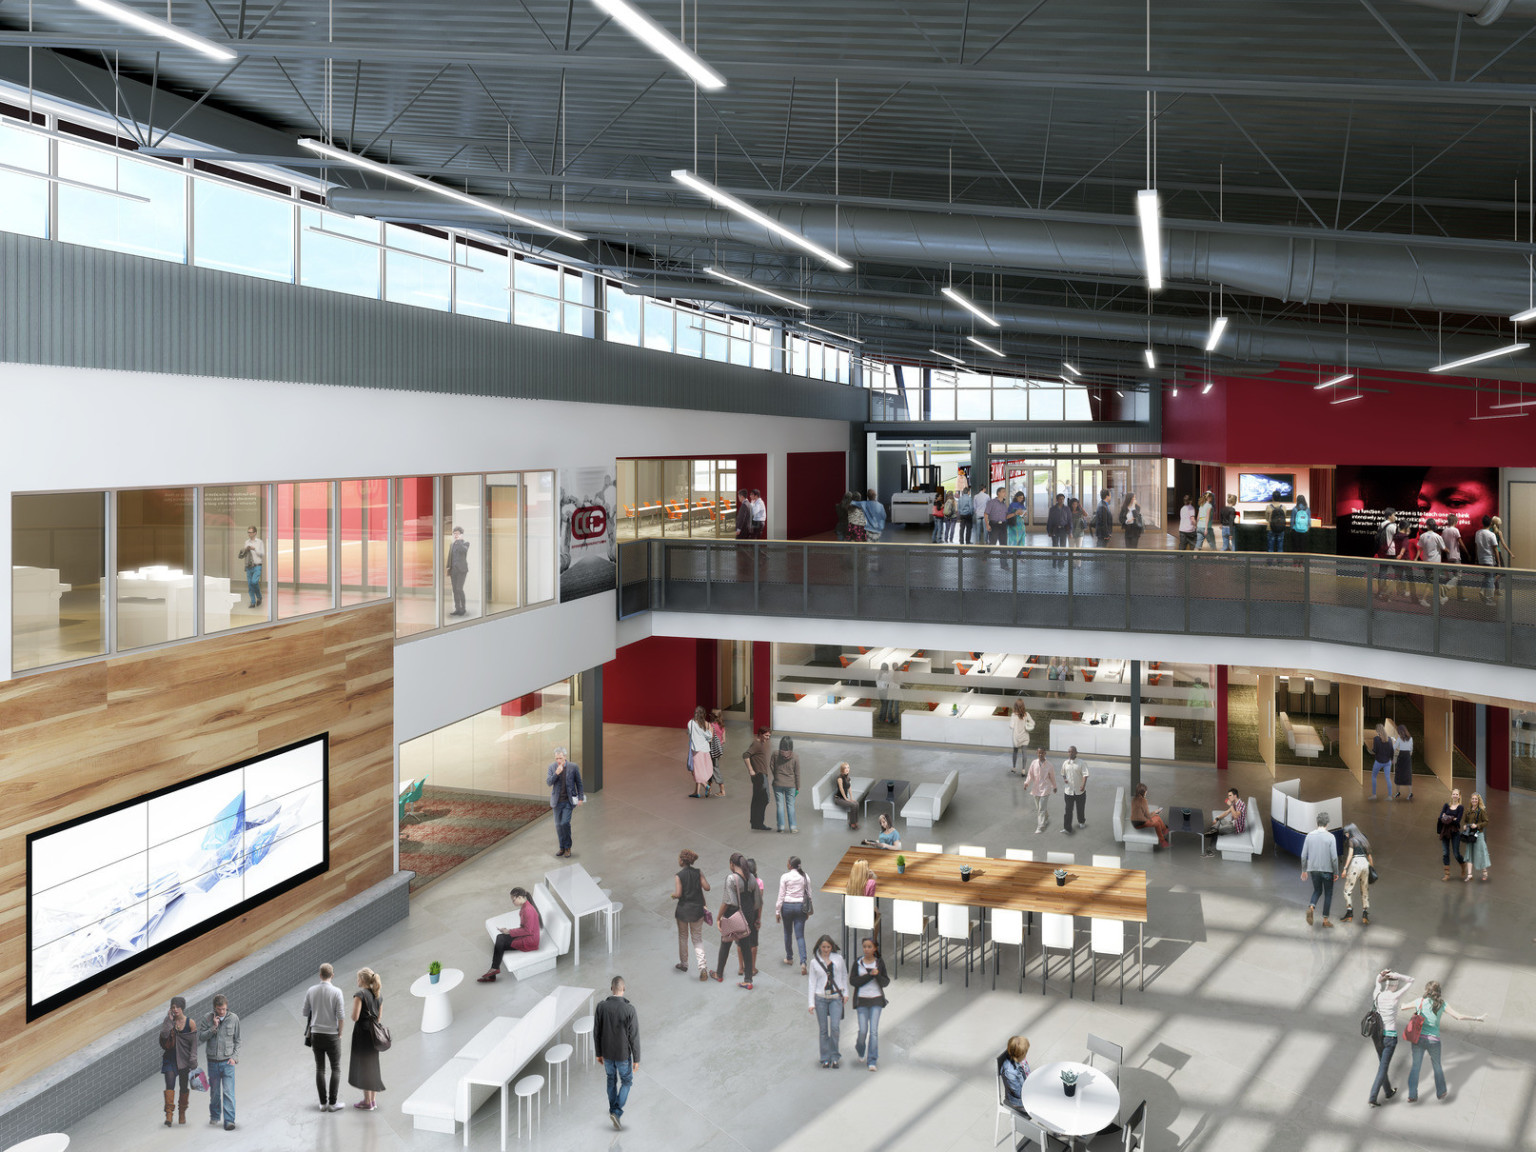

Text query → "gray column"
[1475,702,1487,798]
[1129,659,1142,796]
[581,665,604,792]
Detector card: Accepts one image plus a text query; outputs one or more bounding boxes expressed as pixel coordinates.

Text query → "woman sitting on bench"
[478,887,542,982]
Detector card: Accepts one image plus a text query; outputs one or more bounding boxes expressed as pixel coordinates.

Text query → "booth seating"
[1270,779,1345,858]
[811,764,874,821]
[1111,787,1159,853]
[1213,797,1265,862]
[1279,712,1325,759]
[402,1015,520,1134]
[482,883,572,980]
[900,769,959,828]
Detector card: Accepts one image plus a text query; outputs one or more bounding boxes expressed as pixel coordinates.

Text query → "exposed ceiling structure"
[7,0,1536,391]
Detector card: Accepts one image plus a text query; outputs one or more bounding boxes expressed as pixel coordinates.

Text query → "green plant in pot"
[429,960,442,985]
[895,855,906,875]
[1060,1068,1079,1097]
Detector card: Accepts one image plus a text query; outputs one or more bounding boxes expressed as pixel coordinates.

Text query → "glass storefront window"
[275,481,334,619]
[606,283,639,345]
[753,325,774,370]
[441,474,484,622]
[0,120,49,239]
[515,259,560,331]
[644,298,675,353]
[56,142,185,262]
[12,492,106,670]
[661,458,691,536]
[340,479,390,606]
[730,320,753,366]
[203,484,269,633]
[524,471,556,604]
[675,305,703,357]
[703,315,729,362]
[616,459,639,541]
[385,223,451,311]
[395,476,437,636]
[193,179,294,282]
[455,240,511,323]
[299,207,380,299]
[563,269,586,335]
[485,473,523,614]
[115,488,195,649]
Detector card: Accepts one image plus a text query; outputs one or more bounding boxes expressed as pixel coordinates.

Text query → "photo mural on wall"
[559,464,618,601]
[1334,465,1499,556]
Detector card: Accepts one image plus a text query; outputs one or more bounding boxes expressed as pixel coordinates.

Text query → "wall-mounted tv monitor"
[1238,472,1296,503]
[26,734,328,1020]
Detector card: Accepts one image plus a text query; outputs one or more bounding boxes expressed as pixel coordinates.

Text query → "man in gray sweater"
[1300,813,1340,928]
[594,976,640,1130]
[302,963,346,1111]
[201,994,241,1129]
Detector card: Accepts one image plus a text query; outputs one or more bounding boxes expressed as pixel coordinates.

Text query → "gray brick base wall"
[0,872,412,1146]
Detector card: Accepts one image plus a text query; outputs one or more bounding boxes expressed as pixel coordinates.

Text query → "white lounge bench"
[900,769,958,828]
[401,1015,519,1134]
[481,882,572,980]
[1279,711,1324,759]
[811,765,874,821]
[1212,796,1264,862]
[1111,785,1158,853]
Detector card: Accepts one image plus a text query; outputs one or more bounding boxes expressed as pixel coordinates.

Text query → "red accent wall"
[696,638,719,711]
[1215,665,1229,771]
[603,636,703,727]
[1487,705,1510,791]
[751,640,771,732]
[785,450,848,538]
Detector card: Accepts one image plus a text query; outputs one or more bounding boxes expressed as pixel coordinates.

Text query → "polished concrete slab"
[58,722,1536,1152]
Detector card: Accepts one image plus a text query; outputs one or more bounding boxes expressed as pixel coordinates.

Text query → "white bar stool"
[514,1075,544,1136]
[572,1014,595,1065]
[937,902,972,986]
[989,908,1027,993]
[843,893,876,957]
[1045,851,1075,865]
[544,1043,573,1103]
[914,842,943,853]
[1091,854,1121,869]
[891,898,927,980]
[605,900,623,941]
[1040,912,1076,997]
[1003,849,1034,861]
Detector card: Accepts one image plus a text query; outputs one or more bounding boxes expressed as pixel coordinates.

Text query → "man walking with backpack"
[1267,498,1289,552]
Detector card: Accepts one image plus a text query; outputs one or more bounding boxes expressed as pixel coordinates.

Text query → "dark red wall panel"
[786,450,848,538]
[603,635,701,727]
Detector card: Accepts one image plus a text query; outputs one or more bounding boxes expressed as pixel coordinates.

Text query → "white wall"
[0,364,849,741]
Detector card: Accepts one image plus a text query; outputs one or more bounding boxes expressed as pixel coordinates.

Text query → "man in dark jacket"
[594,976,641,1130]
[1094,489,1114,545]
[1045,494,1072,568]
[446,526,470,615]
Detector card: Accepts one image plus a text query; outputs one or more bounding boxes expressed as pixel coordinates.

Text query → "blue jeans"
[855,1003,882,1066]
[208,1059,236,1124]
[245,564,262,607]
[1408,1037,1445,1099]
[1221,525,1234,551]
[1308,871,1334,917]
[1371,760,1392,798]
[774,786,797,831]
[815,997,843,1063]
[781,902,807,963]
[1369,1032,1398,1103]
[554,802,574,852]
[1268,531,1285,551]
[604,1058,633,1117]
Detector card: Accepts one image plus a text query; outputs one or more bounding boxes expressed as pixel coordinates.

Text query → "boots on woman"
[178,1088,190,1124]
[163,1088,175,1127]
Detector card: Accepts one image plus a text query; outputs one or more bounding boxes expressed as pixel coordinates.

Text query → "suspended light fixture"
[1136,189,1163,292]
[941,286,1001,328]
[297,139,585,242]
[1204,315,1228,352]
[672,170,851,270]
[968,335,1006,358]
[590,0,726,89]
[702,266,809,309]
[929,348,966,365]
[802,323,863,344]
[1201,381,1213,395]
[76,0,237,60]
[1511,306,1536,323]
[1430,343,1529,373]
[1144,348,1156,369]
[1314,373,1354,390]
[1170,385,1179,397]
[1330,392,1364,404]
[1062,361,1081,376]
[1489,397,1536,409]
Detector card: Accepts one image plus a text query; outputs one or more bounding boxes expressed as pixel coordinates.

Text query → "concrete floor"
[61,723,1536,1152]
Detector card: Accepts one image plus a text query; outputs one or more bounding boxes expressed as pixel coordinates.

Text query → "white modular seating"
[900,769,959,828]
[1270,779,1344,858]
[1212,796,1265,862]
[483,883,573,980]
[1111,786,1158,853]
[12,565,71,629]
[1278,711,1324,758]
[811,764,874,821]
[401,1015,520,1134]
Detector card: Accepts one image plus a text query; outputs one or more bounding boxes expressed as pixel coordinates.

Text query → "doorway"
[718,640,750,713]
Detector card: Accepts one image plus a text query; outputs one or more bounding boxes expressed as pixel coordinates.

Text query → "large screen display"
[1334,465,1499,557]
[27,735,328,1019]
[1238,472,1296,503]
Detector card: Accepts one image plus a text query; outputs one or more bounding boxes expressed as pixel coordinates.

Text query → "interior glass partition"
[202,484,269,633]
[275,481,334,619]
[115,487,196,649]
[485,472,523,615]
[11,492,107,670]
[524,471,556,605]
[340,478,390,606]
[441,474,484,622]
[615,457,740,540]
[395,476,437,637]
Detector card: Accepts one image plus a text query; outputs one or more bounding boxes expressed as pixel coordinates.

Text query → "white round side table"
[1019,1061,1121,1141]
[409,968,464,1034]
[5,1136,69,1152]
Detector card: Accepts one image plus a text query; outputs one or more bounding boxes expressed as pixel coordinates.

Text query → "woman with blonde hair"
[1464,793,1491,881]
[348,968,385,1109]
[1406,979,1485,1102]
[845,859,875,897]
[1008,698,1035,775]
[1000,1035,1032,1111]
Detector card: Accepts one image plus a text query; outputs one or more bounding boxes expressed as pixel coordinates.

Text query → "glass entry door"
[1029,469,1054,526]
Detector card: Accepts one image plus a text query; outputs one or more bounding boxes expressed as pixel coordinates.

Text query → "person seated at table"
[1131,783,1170,849]
[861,813,901,851]
[831,761,860,830]
[847,858,881,938]
[477,887,541,982]
[1203,788,1246,857]
[999,1035,1032,1112]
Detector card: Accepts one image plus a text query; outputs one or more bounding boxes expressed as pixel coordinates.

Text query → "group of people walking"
[1373,508,1510,606]
[1367,971,1485,1105]
[672,849,765,989]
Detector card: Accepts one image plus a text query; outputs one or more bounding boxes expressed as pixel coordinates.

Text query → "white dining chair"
[1004,849,1034,861]
[1039,912,1075,997]
[1090,919,1128,1004]
[892,898,928,981]
[915,841,943,854]
[937,902,972,987]
[989,908,1027,993]
[844,894,876,958]
[1081,1100,1145,1152]
[956,844,988,858]
[1091,854,1122,869]
[1086,1033,1124,1083]
[1045,851,1074,865]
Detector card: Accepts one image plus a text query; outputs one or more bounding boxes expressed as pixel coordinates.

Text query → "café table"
[1021,1060,1120,1146]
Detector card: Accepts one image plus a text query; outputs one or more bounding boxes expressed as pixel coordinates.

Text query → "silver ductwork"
[1400,0,1536,25]
[327,189,1533,316]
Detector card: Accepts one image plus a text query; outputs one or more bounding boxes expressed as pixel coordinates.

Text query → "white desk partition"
[1050,715,1177,760]
[773,689,874,738]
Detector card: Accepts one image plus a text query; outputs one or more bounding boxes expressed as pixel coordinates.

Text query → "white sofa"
[1111,786,1159,853]
[811,765,874,821]
[1270,779,1344,858]
[1279,712,1324,758]
[1212,796,1264,862]
[401,1015,518,1133]
[482,882,572,980]
[900,769,958,828]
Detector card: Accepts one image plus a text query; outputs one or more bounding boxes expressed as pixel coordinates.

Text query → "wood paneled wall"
[0,603,394,1091]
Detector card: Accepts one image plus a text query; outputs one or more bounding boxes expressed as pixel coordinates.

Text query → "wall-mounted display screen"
[27,735,328,1019]
[1238,473,1296,503]
[1334,465,1499,557]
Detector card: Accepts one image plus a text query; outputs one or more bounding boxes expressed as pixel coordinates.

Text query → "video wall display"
[1238,472,1296,503]
[26,735,328,1019]
[1335,466,1498,557]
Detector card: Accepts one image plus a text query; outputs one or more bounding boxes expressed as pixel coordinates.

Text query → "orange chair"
[838,655,854,668]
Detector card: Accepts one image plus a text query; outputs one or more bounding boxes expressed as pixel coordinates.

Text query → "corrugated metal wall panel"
[0,233,867,422]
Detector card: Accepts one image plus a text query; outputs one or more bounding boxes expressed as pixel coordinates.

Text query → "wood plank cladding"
[819,847,1149,923]
[0,604,394,1092]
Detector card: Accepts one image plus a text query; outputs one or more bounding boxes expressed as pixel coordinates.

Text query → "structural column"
[580,666,604,792]
[1340,682,1363,784]
[1423,695,1454,789]
[1129,659,1141,796]
[751,641,772,733]
[1256,673,1276,776]
[1214,665,1228,770]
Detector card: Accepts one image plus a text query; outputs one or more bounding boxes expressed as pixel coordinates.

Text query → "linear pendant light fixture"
[929,348,966,365]
[1314,373,1354,390]
[590,0,726,89]
[703,266,809,309]
[803,323,863,344]
[76,0,237,60]
[297,139,585,242]
[1511,306,1536,323]
[1136,189,1163,292]
[941,286,1001,328]
[1330,391,1364,404]
[1429,343,1529,373]
[1144,348,1156,369]
[968,335,1006,358]
[672,170,851,270]
[1062,361,1081,376]
[1204,315,1228,351]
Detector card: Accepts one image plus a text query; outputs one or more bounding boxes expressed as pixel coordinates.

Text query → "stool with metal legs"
[514,1075,544,1137]
[571,1015,595,1065]
[544,1043,573,1103]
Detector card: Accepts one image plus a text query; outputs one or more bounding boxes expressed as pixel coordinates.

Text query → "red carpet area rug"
[399,786,550,892]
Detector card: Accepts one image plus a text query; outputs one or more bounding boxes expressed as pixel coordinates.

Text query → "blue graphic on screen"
[1238,473,1296,503]
[29,738,324,1009]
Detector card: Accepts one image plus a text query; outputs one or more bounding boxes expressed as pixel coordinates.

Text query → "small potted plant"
[1060,1068,1079,1098]
[428,961,442,985]
[895,855,906,875]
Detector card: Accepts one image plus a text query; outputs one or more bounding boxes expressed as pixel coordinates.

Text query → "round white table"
[5,1136,69,1152]
[1020,1061,1120,1141]
[409,968,464,1034]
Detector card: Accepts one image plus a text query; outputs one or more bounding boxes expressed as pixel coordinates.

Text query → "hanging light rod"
[1429,343,1529,373]
[296,139,585,242]
[1136,189,1163,292]
[1062,361,1081,376]
[1488,397,1536,409]
[703,266,809,310]
[590,0,726,89]
[1201,381,1213,394]
[1143,348,1156,369]
[75,0,237,60]
[1204,315,1228,352]
[802,322,863,344]
[1511,305,1536,323]
[1314,373,1354,390]
[941,286,1001,328]
[672,169,851,270]
[1330,392,1364,404]
[968,335,1006,358]
[928,348,966,365]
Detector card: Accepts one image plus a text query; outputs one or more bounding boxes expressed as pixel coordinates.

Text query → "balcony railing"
[617,539,1536,668]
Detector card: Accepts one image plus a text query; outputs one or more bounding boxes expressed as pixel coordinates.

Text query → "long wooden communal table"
[820,846,1150,989]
